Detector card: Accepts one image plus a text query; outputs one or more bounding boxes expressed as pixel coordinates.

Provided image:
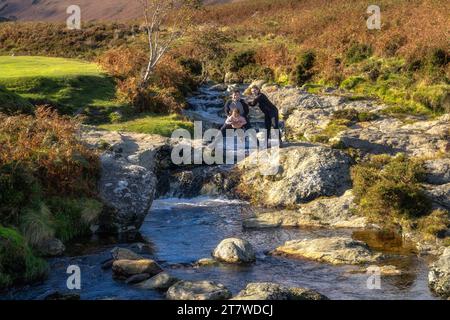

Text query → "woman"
[247,85,281,146]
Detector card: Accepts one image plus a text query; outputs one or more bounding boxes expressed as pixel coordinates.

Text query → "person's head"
[250,85,260,96]
[231,108,240,117]
[231,90,241,101]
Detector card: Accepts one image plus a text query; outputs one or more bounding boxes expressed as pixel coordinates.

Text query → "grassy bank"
[99,113,193,137]
[0,56,124,117]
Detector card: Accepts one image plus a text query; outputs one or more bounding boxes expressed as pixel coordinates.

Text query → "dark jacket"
[248,93,278,116]
[224,99,250,118]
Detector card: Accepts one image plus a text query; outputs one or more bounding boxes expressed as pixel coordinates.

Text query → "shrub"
[429,48,448,68]
[226,50,256,72]
[293,50,316,86]
[346,43,373,64]
[417,209,449,239]
[179,57,203,76]
[351,154,431,222]
[0,107,100,196]
[47,197,102,242]
[0,226,48,289]
[0,163,42,226]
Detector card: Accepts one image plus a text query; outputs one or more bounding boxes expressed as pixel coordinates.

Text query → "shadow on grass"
[0,75,123,116]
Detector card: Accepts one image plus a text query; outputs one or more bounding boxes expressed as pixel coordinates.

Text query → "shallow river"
[3,197,436,300]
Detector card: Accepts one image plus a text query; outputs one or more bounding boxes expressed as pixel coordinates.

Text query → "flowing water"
[3,197,436,300]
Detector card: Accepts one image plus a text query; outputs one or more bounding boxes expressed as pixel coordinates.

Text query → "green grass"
[99,113,194,137]
[0,56,125,117]
[0,226,48,289]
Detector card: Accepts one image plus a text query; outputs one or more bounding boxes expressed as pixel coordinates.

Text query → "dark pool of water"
[2,197,437,300]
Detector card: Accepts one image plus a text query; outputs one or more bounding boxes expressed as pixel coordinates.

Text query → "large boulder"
[112,259,163,279]
[429,247,450,299]
[272,237,381,265]
[82,129,169,233]
[135,272,179,291]
[166,280,232,300]
[232,282,328,300]
[336,115,450,157]
[243,190,367,229]
[212,238,256,264]
[237,145,352,207]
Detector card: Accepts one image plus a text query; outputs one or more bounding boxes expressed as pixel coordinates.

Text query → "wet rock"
[110,247,143,261]
[237,145,352,207]
[135,272,179,290]
[273,237,381,265]
[82,129,169,233]
[166,280,232,300]
[232,282,328,300]
[125,273,151,284]
[213,238,256,264]
[157,165,238,199]
[37,238,65,257]
[429,247,450,299]
[112,259,163,280]
[195,258,219,267]
[243,190,367,229]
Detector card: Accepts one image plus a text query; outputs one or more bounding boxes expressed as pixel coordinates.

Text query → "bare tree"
[138,0,199,89]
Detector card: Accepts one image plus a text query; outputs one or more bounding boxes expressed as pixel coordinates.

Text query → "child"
[225,108,247,129]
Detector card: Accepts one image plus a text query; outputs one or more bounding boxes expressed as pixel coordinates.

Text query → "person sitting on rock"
[225,108,247,129]
[220,89,250,137]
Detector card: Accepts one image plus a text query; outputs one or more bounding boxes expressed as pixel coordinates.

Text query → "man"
[247,85,282,146]
[220,89,250,136]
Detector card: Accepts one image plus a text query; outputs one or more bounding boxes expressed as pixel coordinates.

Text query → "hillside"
[0,0,236,21]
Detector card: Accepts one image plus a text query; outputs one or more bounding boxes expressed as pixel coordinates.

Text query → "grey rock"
[272,237,382,265]
[111,247,143,261]
[424,158,450,185]
[212,238,256,264]
[237,145,352,207]
[135,272,179,290]
[82,129,169,233]
[166,280,232,300]
[232,282,328,300]
[429,248,450,299]
[112,259,163,280]
[243,190,367,229]
[37,238,65,257]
